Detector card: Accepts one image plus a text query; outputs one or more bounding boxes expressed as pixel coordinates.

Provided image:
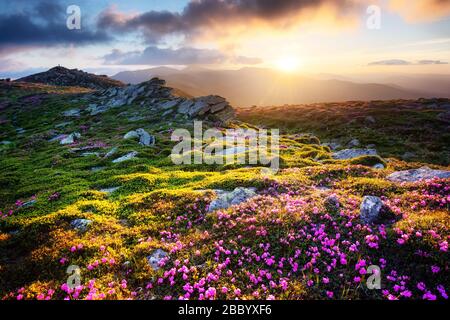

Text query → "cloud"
[97,0,364,44]
[369,59,412,66]
[417,59,448,65]
[389,0,450,22]
[103,46,262,65]
[369,59,448,66]
[0,1,110,55]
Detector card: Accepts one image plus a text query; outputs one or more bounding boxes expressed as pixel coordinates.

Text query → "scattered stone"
[360,196,383,224]
[60,132,81,145]
[124,129,155,146]
[104,146,118,158]
[147,249,168,271]
[332,148,377,160]
[62,109,81,117]
[70,219,92,233]
[373,163,385,169]
[86,104,109,115]
[21,199,36,208]
[112,151,138,163]
[99,187,120,194]
[55,121,72,128]
[91,166,106,172]
[208,187,257,212]
[387,167,450,183]
[347,139,360,147]
[81,152,100,157]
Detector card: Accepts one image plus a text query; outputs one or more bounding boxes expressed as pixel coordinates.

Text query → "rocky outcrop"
[387,167,450,183]
[17,66,124,90]
[332,148,378,160]
[87,78,235,124]
[208,187,257,212]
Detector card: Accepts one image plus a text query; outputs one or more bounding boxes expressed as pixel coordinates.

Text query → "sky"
[0,0,450,78]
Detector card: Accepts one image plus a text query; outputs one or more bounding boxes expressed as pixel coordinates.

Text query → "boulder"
[71,219,92,232]
[387,167,450,183]
[112,151,138,163]
[332,148,377,160]
[124,129,155,146]
[208,187,257,212]
[60,132,81,145]
[360,196,383,224]
[147,249,168,271]
[373,163,385,169]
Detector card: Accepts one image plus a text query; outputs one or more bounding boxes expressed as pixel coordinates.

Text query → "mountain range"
[112,67,444,107]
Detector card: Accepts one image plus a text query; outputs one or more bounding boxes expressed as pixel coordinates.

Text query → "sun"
[275,56,301,73]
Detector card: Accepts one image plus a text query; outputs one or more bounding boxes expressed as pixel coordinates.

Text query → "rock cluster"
[208,187,257,212]
[332,148,378,160]
[17,66,124,90]
[87,78,235,124]
[387,167,450,183]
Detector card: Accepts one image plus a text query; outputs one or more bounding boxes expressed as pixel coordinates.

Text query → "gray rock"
[60,132,81,145]
[177,100,194,114]
[91,166,106,172]
[332,148,377,160]
[387,167,450,183]
[347,139,360,147]
[104,147,118,158]
[373,163,385,169]
[322,142,341,151]
[62,109,80,117]
[360,196,383,224]
[147,249,168,271]
[158,99,180,110]
[99,187,120,194]
[87,104,109,115]
[124,129,155,146]
[112,151,138,163]
[81,152,100,157]
[55,121,72,128]
[70,219,92,232]
[208,187,257,212]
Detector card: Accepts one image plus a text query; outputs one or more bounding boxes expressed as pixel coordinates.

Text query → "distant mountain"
[17,66,125,90]
[112,67,426,107]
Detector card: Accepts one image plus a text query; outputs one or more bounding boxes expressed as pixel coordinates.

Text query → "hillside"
[17,66,125,90]
[112,67,425,107]
[0,78,449,301]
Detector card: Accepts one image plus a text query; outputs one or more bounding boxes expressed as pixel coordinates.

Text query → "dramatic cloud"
[97,0,364,44]
[103,46,262,65]
[0,1,110,55]
[369,59,448,66]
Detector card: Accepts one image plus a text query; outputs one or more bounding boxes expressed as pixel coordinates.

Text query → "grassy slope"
[0,84,448,300]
